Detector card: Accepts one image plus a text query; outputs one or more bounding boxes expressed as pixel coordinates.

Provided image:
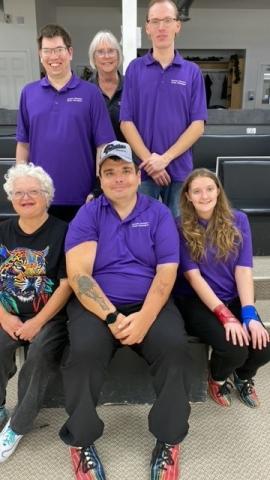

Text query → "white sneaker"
[0,419,23,462]
[0,406,8,430]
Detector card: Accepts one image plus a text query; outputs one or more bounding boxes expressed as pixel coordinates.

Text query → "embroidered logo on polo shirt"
[67,97,83,102]
[131,222,150,228]
[171,79,187,86]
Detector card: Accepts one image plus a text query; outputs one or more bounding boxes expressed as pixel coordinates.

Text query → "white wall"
[1,3,270,109]
[56,6,122,75]
[1,0,40,81]
[55,5,270,109]
[35,0,56,33]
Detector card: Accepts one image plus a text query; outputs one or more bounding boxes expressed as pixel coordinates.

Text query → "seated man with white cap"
[59,140,191,480]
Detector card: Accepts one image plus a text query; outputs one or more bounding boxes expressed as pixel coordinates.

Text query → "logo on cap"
[100,141,133,166]
[103,143,127,155]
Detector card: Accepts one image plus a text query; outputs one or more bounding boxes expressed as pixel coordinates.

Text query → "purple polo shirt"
[16,74,115,205]
[120,50,208,182]
[175,210,253,302]
[65,193,179,305]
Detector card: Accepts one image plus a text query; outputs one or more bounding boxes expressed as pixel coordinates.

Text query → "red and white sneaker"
[208,377,233,407]
[150,441,180,479]
[70,444,106,479]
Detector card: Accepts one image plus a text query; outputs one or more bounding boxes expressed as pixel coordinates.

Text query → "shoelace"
[77,446,98,474]
[219,379,233,397]
[3,427,17,447]
[239,379,255,396]
[153,443,175,471]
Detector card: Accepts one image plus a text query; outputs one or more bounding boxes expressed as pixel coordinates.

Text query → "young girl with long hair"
[174,168,270,407]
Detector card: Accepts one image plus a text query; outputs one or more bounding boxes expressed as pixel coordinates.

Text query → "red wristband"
[213,304,239,326]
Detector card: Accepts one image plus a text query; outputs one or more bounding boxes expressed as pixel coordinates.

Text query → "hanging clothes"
[204,73,213,107]
[221,75,228,99]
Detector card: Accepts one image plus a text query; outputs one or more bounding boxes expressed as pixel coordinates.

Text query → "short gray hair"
[88,30,123,70]
[3,163,55,206]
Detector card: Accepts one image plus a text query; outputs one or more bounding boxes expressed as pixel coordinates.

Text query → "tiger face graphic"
[0,245,54,314]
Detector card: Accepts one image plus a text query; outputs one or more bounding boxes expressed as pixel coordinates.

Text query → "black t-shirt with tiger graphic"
[0,215,67,319]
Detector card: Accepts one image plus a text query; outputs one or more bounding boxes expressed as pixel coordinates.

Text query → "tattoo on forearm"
[74,275,110,311]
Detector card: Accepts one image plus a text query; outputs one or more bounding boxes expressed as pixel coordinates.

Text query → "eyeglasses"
[41,46,68,57]
[147,17,178,27]
[11,189,48,200]
[95,48,117,58]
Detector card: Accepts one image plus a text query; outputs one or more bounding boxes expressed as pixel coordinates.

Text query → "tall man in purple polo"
[59,140,191,480]
[120,0,208,217]
[16,24,115,222]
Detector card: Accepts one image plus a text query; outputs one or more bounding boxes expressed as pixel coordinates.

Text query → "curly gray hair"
[3,163,55,207]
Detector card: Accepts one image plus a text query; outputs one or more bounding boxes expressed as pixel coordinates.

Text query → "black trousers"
[59,297,191,447]
[0,315,68,434]
[175,296,270,381]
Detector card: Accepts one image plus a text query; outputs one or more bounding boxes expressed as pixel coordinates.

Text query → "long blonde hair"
[180,169,242,262]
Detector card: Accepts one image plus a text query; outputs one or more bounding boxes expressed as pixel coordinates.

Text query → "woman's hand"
[15,318,42,342]
[224,321,250,347]
[246,320,270,350]
[0,313,24,340]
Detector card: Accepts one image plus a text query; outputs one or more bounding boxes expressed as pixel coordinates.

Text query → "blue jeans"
[139,180,183,218]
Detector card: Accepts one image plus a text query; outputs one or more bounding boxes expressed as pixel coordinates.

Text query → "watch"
[105,310,119,325]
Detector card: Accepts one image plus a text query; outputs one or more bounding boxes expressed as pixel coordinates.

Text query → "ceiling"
[54,0,270,8]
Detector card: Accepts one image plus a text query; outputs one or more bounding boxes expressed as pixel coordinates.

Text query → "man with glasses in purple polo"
[120,0,207,217]
[16,24,115,222]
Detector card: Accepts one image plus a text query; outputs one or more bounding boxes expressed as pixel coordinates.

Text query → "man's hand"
[110,311,152,346]
[0,313,24,340]
[140,153,170,175]
[16,318,42,342]
[246,320,270,350]
[151,170,171,186]
[108,313,128,340]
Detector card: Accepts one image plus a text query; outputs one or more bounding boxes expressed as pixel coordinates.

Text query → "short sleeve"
[154,207,179,265]
[179,229,199,273]
[236,211,253,267]
[119,61,135,122]
[16,87,30,143]
[90,86,116,147]
[190,65,208,123]
[65,203,99,252]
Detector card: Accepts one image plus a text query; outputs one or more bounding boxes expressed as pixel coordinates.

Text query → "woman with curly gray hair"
[0,163,71,462]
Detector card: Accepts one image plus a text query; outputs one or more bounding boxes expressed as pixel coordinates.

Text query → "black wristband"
[105,310,119,325]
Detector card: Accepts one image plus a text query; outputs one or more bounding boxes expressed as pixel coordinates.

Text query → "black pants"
[175,296,270,381]
[0,315,68,434]
[59,298,191,447]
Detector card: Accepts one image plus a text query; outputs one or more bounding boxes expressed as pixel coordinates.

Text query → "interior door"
[0,50,31,109]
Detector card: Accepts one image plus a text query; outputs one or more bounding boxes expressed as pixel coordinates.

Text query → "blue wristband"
[241,305,260,327]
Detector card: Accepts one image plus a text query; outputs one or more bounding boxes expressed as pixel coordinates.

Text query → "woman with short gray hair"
[0,163,71,462]
[88,30,125,142]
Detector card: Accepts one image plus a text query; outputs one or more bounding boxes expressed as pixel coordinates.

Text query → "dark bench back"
[0,159,16,218]
[0,136,16,158]
[216,156,270,255]
[193,134,270,171]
